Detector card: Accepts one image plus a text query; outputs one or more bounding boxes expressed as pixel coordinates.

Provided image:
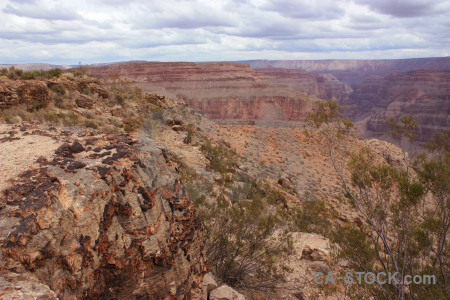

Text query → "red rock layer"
[85,62,349,123]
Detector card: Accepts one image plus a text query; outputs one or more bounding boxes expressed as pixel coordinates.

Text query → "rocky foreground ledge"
[0,123,207,299]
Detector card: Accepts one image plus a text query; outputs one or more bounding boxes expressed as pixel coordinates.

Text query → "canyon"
[85,62,349,125]
[244,56,450,86]
[86,58,450,142]
[344,70,450,140]
[0,62,447,299]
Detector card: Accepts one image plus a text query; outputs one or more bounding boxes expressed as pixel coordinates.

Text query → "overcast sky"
[1,0,449,64]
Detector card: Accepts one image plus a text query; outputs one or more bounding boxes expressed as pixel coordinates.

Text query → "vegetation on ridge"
[307,100,449,299]
[0,70,165,133]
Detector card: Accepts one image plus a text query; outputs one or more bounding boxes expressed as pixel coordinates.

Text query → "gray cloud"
[355,0,441,18]
[131,1,234,29]
[0,0,449,64]
[3,3,82,20]
[260,0,345,20]
[8,0,37,3]
[136,13,233,30]
[0,31,118,44]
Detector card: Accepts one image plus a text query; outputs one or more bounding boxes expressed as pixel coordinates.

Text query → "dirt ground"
[0,124,62,192]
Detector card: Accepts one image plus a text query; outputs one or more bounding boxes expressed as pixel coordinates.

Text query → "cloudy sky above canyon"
[1,0,450,64]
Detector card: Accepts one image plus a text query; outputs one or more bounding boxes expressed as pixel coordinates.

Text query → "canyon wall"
[244,56,450,86]
[254,68,352,102]
[86,62,349,124]
[345,70,450,141]
[85,60,449,142]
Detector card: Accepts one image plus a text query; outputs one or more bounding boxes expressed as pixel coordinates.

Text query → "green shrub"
[2,67,63,80]
[291,199,332,235]
[84,120,98,129]
[43,112,58,123]
[50,84,66,96]
[186,171,295,291]
[142,108,165,134]
[185,123,196,144]
[123,117,143,132]
[47,68,63,78]
[200,140,238,174]
[205,197,292,291]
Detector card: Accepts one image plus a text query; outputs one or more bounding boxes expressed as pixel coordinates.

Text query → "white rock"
[202,272,218,294]
[210,285,245,300]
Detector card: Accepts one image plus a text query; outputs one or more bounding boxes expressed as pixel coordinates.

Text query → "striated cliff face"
[345,70,450,140]
[85,62,349,124]
[244,56,450,86]
[84,61,449,142]
[254,68,352,102]
[0,123,206,299]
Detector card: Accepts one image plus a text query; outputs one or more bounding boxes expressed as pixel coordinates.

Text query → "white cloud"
[0,0,449,63]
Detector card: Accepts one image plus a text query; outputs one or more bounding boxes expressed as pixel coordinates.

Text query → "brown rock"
[88,83,109,99]
[0,124,207,299]
[338,215,348,222]
[301,245,330,262]
[75,94,94,108]
[85,60,450,143]
[172,125,185,132]
[294,290,306,300]
[353,217,363,227]
[0,80,49,110]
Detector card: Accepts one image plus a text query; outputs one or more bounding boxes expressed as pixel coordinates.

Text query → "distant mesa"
[0,63,72,71]
[343,69,450,141]
[242,56,450,86]
[84,57,450,142]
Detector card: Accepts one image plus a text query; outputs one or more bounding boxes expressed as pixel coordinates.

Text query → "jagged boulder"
[75,94,94,108]
[0,80,49,110]
[202,272,218,298]
[88,83,109,99]
[0,123,207,299]
[301,245,331,262]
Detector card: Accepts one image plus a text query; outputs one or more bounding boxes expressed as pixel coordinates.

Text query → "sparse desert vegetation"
[0,66,448,300]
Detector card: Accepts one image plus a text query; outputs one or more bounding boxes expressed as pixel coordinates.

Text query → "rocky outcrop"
[0,123,207,299]
[75,94,94,109]
[46,77,109,99]
[85,62,348,124]
[344,70,450,141]
[0,77,108,112]
[0,80,49,110]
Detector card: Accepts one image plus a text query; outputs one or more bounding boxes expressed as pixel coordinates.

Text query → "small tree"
[205,195,292,290]
[306,101,449,299]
